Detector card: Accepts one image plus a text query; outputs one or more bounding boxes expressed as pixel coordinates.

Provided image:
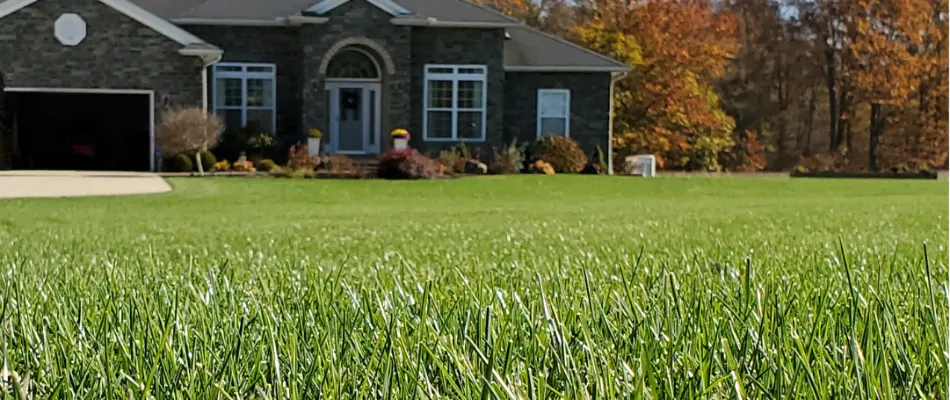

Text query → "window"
[423,65,487,141]
[537,89,570,137]
[326,49,379,79]
[213,63,277,132]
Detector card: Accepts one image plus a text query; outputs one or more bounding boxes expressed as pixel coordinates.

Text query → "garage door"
[3,90,152,172]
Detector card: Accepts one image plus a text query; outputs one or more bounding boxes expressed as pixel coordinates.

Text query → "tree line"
[478,0,948,171]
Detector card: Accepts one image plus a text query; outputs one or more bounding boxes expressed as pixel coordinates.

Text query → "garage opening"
[0,90,152,171]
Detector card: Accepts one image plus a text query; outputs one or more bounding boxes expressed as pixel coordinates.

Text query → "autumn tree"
[847,0,939,170]
[575,0,740,170]
[472,0,578,35]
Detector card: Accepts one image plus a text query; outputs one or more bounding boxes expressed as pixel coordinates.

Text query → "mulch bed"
[791,171,938,180]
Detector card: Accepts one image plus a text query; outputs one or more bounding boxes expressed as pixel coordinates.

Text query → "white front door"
[327,82,381,154]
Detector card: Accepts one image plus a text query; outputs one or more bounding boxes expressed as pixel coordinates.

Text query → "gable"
[0,0,213,48]
[307,0,409,16]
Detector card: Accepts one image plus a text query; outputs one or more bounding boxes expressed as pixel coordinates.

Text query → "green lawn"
[0,176,946,398]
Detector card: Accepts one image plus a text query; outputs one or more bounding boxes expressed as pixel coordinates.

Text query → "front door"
[328,83,380,154]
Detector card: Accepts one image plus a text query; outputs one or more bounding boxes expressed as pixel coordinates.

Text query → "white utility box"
[624,155,656,177]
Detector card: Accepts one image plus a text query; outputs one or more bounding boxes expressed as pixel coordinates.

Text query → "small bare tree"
[156,106,223,175]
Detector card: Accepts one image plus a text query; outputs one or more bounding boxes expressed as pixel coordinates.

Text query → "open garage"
[1,89,153,172]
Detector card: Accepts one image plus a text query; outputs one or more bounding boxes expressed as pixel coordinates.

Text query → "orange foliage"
[718,130,767,172]
[575,0,740,170]
[847,0,949,170]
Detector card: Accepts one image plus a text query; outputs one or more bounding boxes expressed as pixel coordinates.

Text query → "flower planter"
[307,138,321,157]
[393,137,409,151]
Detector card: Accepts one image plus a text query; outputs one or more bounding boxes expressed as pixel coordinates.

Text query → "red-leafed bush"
[378,149,442,179]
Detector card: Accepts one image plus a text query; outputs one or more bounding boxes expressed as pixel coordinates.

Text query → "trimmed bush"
[378,149,441,180]
[169,154,194,173]
[257,159,278,172]
[536,136,587,173]
[198,151,217,172]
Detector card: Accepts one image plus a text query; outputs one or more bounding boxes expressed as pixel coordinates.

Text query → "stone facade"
[181,25,304,143]
[409,27,506,157]
[301,0,411,152]
[503,72,613,157]
[0,0,616,165]
[0,0,204,108]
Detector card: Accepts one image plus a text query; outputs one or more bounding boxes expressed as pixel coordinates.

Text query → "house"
[0,0,630,172]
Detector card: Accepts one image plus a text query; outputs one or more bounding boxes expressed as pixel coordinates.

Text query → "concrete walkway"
[0,171,171,199]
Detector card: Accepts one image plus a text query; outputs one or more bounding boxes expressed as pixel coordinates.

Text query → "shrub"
[291,169,317,179]
[378,149,442,180]
[197,151,216,172]
[437,150,466,174]
[437,143,476,173]
[488,141,525,175]
[529,160,555,175]
[169,154,194,173]
[797,151,862,173]
[323,155,359,175]
[232,159,255,172]
[581,146,608,175]
[213,160,231,172]
[246,131,276,151]
[155,106,223,175]
[536,136,587,173]
[257,159,278,172]
[269,166,292,178]
[597,145,609,172]
[287,144,318,171]
[718,130,767,172]
[581,161,603,175]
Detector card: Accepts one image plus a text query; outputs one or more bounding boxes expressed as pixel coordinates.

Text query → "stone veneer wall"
[300,0,411,152]
[0,0,203,108]
[409,27,506,158]
[503,72,613,157]
[181,25,304,143]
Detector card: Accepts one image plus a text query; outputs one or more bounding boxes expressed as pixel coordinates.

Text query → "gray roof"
[504,26,630,71]
[127,0,629,71]
[131,0,518,22]
[132,0,323,20]
[392,0,518,24]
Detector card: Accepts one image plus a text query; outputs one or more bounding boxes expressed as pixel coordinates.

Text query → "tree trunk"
[803,87,816,157]
[835,89,851,150]
[195,149,204,176]
[868,103,884,171]
[825,49,838,152]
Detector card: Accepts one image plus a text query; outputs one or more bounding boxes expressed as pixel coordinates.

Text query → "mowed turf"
[0,176,946,398]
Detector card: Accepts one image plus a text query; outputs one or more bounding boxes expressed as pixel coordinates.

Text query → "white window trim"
[536,89,571,138]
[422,64,488,142]
[324,47,382,83]
[212,62,278,133]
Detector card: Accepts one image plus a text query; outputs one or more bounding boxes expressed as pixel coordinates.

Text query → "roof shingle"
[125,0,629,71]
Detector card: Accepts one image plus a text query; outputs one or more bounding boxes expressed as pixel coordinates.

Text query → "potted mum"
[308,128,323,157]
[391,128,410,151]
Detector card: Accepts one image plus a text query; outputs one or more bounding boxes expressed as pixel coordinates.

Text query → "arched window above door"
[326,49,380,80]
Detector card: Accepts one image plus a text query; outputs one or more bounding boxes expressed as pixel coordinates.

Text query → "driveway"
[0,171,171,199]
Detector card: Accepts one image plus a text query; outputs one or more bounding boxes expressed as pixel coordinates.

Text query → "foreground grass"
[0,176,946,398]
